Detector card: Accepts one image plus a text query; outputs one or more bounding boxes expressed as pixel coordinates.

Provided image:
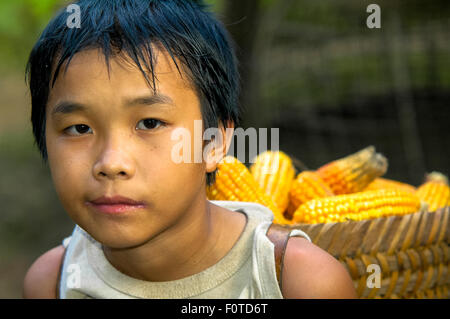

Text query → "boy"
[23,0,357,298]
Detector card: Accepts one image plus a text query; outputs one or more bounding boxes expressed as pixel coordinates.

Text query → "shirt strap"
[56,246,68,299]
[265,223,292,294]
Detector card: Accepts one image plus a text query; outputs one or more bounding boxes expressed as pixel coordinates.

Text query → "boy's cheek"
[49,160,89,214]
[153,158,205,198]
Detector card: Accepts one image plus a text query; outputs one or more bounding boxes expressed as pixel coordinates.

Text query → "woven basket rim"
[280,206,450,299]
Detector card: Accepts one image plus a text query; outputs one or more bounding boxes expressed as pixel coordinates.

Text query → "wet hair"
[26,0,241,185]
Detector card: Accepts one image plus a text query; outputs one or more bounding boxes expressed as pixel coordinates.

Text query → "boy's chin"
[86,225,157,250]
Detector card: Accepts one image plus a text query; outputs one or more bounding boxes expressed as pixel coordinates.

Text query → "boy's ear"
[204,120,234,173]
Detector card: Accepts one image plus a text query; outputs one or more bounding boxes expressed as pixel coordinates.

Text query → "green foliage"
[203,0,224,12]
[25,0,62,19]
[0,0,68,72]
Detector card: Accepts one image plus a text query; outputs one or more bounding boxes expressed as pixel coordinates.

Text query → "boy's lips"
[89,195,146,205]
[86,195,147,214]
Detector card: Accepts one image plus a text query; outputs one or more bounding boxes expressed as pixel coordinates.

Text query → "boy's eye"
[136,119,164,131]
[64,124,92,136]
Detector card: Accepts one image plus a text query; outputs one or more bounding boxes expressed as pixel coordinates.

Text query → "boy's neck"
[102,200,246,282]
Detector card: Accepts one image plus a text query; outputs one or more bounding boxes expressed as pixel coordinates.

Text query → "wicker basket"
[284,206,450,299]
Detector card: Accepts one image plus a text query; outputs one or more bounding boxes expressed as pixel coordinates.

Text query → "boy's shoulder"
[23,245,65,299]
[281,236,357,298]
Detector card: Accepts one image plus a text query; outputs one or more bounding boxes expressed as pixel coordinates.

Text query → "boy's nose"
[92,148,135,181]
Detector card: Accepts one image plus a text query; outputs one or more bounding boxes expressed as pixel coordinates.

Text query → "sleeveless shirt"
[58,200,311,299]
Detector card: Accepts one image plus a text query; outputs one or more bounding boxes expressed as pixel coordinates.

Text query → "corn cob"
[286,171,334,220]
[316,146,388,195]
[250,151,295,214]
[292,189,421,224]
[416,172,450,212]
[365,177,416,194]
[207,156,290,224]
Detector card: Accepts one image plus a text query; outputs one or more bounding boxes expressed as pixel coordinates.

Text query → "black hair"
[25,0,241,185]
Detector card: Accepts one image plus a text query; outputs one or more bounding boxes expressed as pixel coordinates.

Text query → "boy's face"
[45,47,217,248]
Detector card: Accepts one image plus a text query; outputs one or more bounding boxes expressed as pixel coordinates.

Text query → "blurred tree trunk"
[386,13,426,184]
[223,0,262,128]
[224,0,295,128]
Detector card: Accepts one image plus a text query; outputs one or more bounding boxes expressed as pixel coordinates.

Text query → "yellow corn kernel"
[292,189,421,224]
[286,171,334,220]
[317,146,388,195]
[416,172,450,212]
[365,177,416,194]
[250,151,295,214]
[207,156,290,224]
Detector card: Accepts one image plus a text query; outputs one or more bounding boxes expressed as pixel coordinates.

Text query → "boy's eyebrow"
[51,101,86,116]
[124,93,175,108]
[51,93,175,116]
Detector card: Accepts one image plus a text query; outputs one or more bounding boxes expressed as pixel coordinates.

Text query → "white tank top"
[58,200,311,299]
